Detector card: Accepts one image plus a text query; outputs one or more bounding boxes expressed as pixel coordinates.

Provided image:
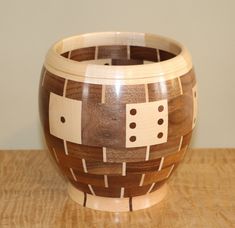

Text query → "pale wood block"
[131,183,168,211]
[49,93,82,144]
[125,100,168,147]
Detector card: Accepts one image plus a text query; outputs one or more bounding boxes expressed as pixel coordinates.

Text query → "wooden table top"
[0,149,234,228]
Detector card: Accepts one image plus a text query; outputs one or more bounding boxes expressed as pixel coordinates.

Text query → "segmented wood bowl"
[39,32,197,212]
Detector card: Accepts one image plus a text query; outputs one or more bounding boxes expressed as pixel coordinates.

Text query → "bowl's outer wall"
[39,47,197,199]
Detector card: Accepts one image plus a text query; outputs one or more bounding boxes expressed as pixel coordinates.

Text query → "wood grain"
[0,149,234,227]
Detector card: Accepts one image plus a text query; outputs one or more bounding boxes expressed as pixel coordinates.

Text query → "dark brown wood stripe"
[143,166,172,185]
[159,49,176,61]
[67,142,103,161]
[43,71,65,96]
[98,45,128,59]
[81,103,126,148]
[168,93,193,137]
[162,149,186,169]
[150,136,181,159]
[180,69,196,94]
[182,131,193,148]
[148,78,182,102]
[129,197,133,211]
[70,46,96,61]
[130,46,158,62]
[105,84,146,104]
[83,192,87,207]
[61,52,69,58]
[85,160,123,175]
[108,174,142,187]
[149,180,166,193]
[66,80,102,102]
[126,158,162,173]
[92,185,121,198]
[106,147,147,162]
[112,59,143,65]
[124,184,158,197]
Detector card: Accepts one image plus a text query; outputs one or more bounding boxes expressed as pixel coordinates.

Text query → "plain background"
[0,0,234,149]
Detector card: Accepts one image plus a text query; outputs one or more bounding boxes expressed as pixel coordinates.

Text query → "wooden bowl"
[39,32,197,212]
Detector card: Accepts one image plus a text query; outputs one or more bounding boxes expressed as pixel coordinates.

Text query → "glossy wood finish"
[1,149,234,227]
[39,32,197,211]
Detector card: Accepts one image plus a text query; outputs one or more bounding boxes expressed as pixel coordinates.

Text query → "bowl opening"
[54,32,182,67]
[60,45,176,66]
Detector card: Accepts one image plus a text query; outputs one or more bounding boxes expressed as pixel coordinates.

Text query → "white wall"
[0,0,234,149]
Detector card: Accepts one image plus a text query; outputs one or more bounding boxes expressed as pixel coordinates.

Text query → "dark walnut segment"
[106,147,147,162]
[70,46,96,61]
[180,69,196,94]
[105,84,146,104]
[66,81,102,102]
[67,170,105,187]
[143,166,172,185]
[112,58,143,65]
[126,158,162,174]
[148,78,182,102]
[124,184,154,197]
[85,160,122,175]
[159,49,176,61]
[43,70,65,96]
[168,93,193,137]
[108,174,142,188]
[130,46,158,62]
[67,142,103,161]
[92,185,122,198]
[82,103,126,147]
[162,148,186,169]
[181,131,193,148]
[98,45,128,59]
[149,136,182,159]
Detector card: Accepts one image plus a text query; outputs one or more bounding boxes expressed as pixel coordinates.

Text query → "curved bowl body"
[39,32,197,211]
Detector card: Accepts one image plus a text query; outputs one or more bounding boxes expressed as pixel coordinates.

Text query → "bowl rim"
[44,31,192,85]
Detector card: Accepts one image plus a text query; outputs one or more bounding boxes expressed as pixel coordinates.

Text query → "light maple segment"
[39,32,197,212]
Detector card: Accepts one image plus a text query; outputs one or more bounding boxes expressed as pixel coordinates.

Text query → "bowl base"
[68,183,168,212]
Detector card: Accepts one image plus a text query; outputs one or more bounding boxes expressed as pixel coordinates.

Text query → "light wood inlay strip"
[104,175,108,188]
[102,147,107,162]
[52,147,59,163]
[139,174,145,186]
[69,168,77,181]
[178,77,183,95]
[166,165,175,178]
[122,162,126,176]
[127,45,130,59]
[82,159,88,173]
[156,49,160,62]
[95,46,98,60]
[178,136,183,151]
[41,69,47,87]
[158,157,164,171]
[63,79,68,97]
[68,51,72,59]
[63,140,68,155]
[88,184,96,195]
[120,187,125,198]
[145,146,150,161]
[147,183,155,194]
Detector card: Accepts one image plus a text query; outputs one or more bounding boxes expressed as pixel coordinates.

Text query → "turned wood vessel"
[39,32,197,212]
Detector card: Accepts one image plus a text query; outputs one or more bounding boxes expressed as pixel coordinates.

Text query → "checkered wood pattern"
[39,44,197,210]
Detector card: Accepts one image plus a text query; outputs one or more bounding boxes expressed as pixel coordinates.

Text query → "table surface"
[0,149,234,228]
